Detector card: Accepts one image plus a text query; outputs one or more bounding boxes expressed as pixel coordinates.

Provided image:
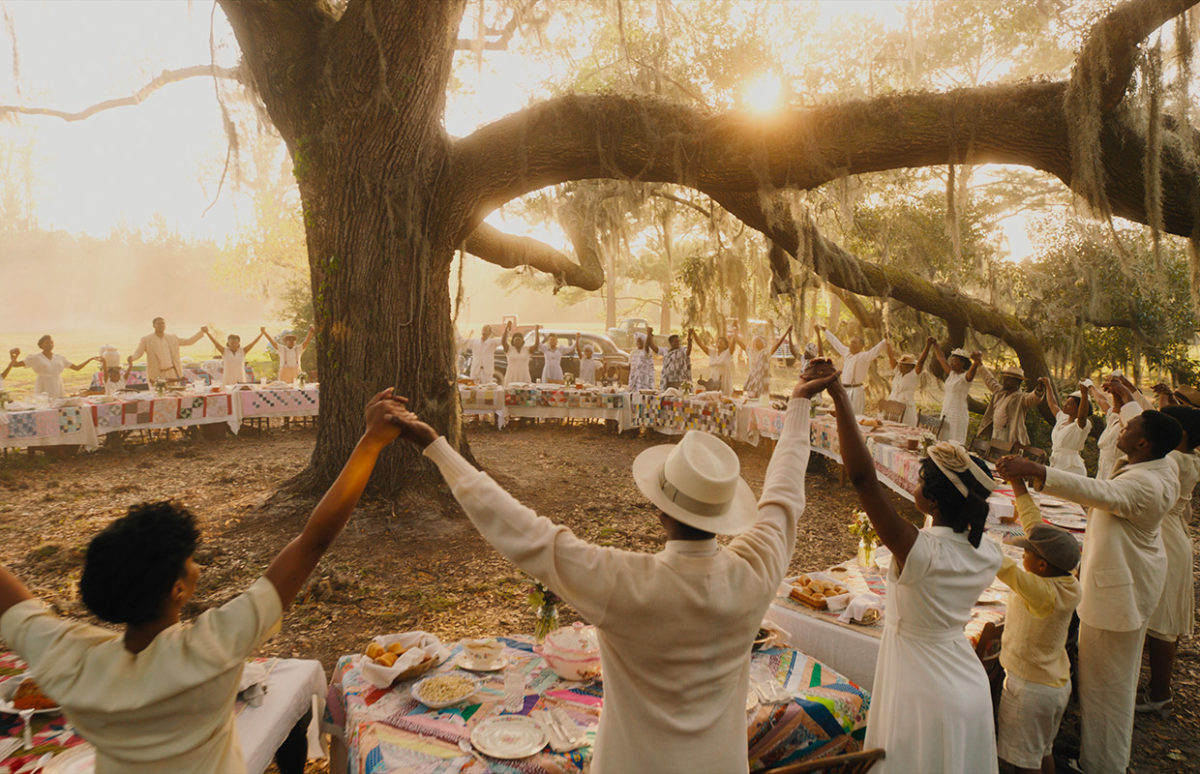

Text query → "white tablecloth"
[237,658,327,774]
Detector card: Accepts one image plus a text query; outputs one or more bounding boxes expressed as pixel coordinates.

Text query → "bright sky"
[0,0,917,245]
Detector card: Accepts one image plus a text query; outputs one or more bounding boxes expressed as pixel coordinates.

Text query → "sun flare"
[744,73,784,113]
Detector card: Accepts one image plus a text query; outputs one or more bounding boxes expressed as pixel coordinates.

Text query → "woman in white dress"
[1043,378,1091,476]
[627,331,657,391]
[693,332,739,396]
[204,329,264,386]
[503,329,534,386]
[1089,379,1128,479]
[928,340,981,444]
[14,336,99,398]
[539,333,576,384]
[884,339,933,425]
[1140,405,1200,715]
[743,326,792,398]
[827,372,1002,774]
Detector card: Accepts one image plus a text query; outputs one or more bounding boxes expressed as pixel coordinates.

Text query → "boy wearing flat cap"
[994,471,1082,774]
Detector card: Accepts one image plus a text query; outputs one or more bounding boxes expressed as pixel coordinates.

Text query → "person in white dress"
[817,325,888,415]
[1043,378,1092,476]
[928,341,981,444]
[578,341,604,384]
[883,338,933,425]
[1139,404,1200,717]
[692,331,739,395]
[539,333,577,384]
[260,327,314,383]
[743,326,792,398]
[391,361,839,774]
[13,336,100,399]
[1089,379,1126,480]
[467,322,509,384]
[502,327,535,386]
[827,373,1002,774]
[203,329,264,386]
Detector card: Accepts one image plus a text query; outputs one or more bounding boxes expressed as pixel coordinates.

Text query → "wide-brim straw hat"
[1175,385,1200,407]
[632,430,758,535]
[950,348,971,360]
[1000,366,1026,380]
[898,354,918,365]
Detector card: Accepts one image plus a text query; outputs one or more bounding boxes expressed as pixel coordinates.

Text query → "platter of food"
[788,574,849,610]
[0,675,59,715]
[412,673,479,709]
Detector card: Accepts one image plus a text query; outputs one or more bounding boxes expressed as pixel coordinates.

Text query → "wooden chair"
[968,437,991,458]
[758,748,886,774]
[974,621,1005,717]
[877,399,906,423]
[1019,445,1047,464]
[917,413,944,437]
[984,438,1013,463]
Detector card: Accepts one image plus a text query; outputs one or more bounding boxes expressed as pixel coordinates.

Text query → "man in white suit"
[388,361,839,774]
[999,394,1182,774]
[128,318,206,382]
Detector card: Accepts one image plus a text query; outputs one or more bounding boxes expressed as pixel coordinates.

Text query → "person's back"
[401,363,836,773]
[3,579,280,773]
[585,534,785,772]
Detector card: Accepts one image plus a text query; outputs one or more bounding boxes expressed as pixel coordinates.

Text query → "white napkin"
[838,592,884,624]
[237,661,270,708]
[360,631,448,688]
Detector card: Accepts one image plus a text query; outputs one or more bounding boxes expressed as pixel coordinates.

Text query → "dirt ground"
[0,422,1196,772]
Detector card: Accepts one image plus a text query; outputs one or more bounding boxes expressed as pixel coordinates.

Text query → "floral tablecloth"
[324,635,869,774]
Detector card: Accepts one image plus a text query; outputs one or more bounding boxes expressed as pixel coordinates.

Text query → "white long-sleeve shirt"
[823,330,886,387]
[1042,448,1178,632]
[423,399,813,774]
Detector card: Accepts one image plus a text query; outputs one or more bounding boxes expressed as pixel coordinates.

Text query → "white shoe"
[1135,691,1172,717]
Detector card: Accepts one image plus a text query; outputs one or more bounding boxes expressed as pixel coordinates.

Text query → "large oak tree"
[7,0,1198,491]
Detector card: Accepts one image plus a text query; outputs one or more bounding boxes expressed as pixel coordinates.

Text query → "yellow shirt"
[996,494,1081,687]
[0,577,282,774]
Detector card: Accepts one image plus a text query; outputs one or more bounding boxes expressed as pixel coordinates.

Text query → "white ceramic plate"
[470,716,547,759]
[43,745,96,774]
[411,674,479,709]
[0,675,60,716]
[456,653,509,672]
[1042,512,1088,531]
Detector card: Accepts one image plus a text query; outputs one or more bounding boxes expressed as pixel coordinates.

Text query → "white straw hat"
[632,431,758,535]
[950,348,971,359]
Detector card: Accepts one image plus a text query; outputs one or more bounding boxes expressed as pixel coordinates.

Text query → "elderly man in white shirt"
[390,360,839,774]
[998,389,1183,774]
[261,327,314,383]
[816,324,888,415]
[467,322,510,384]
[129,318,206,382]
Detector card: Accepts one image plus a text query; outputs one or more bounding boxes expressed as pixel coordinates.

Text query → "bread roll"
[366,642,385,659]
[386,642,408,655]
[374,652,399,667]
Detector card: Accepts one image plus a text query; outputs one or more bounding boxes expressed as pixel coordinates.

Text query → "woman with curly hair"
[0,389,409,774]
[827,373,1002,774]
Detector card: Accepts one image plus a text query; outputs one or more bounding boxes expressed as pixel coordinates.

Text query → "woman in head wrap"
[826,367,1002,774]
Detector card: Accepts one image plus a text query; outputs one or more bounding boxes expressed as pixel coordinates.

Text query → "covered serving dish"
[538,622,601,681]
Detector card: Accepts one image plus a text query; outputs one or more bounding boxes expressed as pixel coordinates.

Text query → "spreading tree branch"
[0,65,244,122]
[1071,0,1196,114]
[454,0,539,50]
[450,0,1200,243]
[464,221,604,291]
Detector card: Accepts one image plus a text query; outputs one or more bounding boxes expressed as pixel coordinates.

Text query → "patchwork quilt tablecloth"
[237,387,320,419]
[0,406,98,450]
[628,393,738,437]
[324,636,869,774]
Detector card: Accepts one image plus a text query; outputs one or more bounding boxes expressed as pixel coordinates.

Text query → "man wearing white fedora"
[391,360,840,774]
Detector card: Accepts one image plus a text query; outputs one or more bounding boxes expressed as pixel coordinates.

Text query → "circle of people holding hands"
[0,318,316,399]
[1,320,1197,774]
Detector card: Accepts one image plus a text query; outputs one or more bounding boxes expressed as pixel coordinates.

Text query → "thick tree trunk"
[298,151,464,492]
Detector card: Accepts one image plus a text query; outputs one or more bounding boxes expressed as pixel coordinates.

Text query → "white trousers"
[1078,622,1148,774]
[845,385,865,416]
